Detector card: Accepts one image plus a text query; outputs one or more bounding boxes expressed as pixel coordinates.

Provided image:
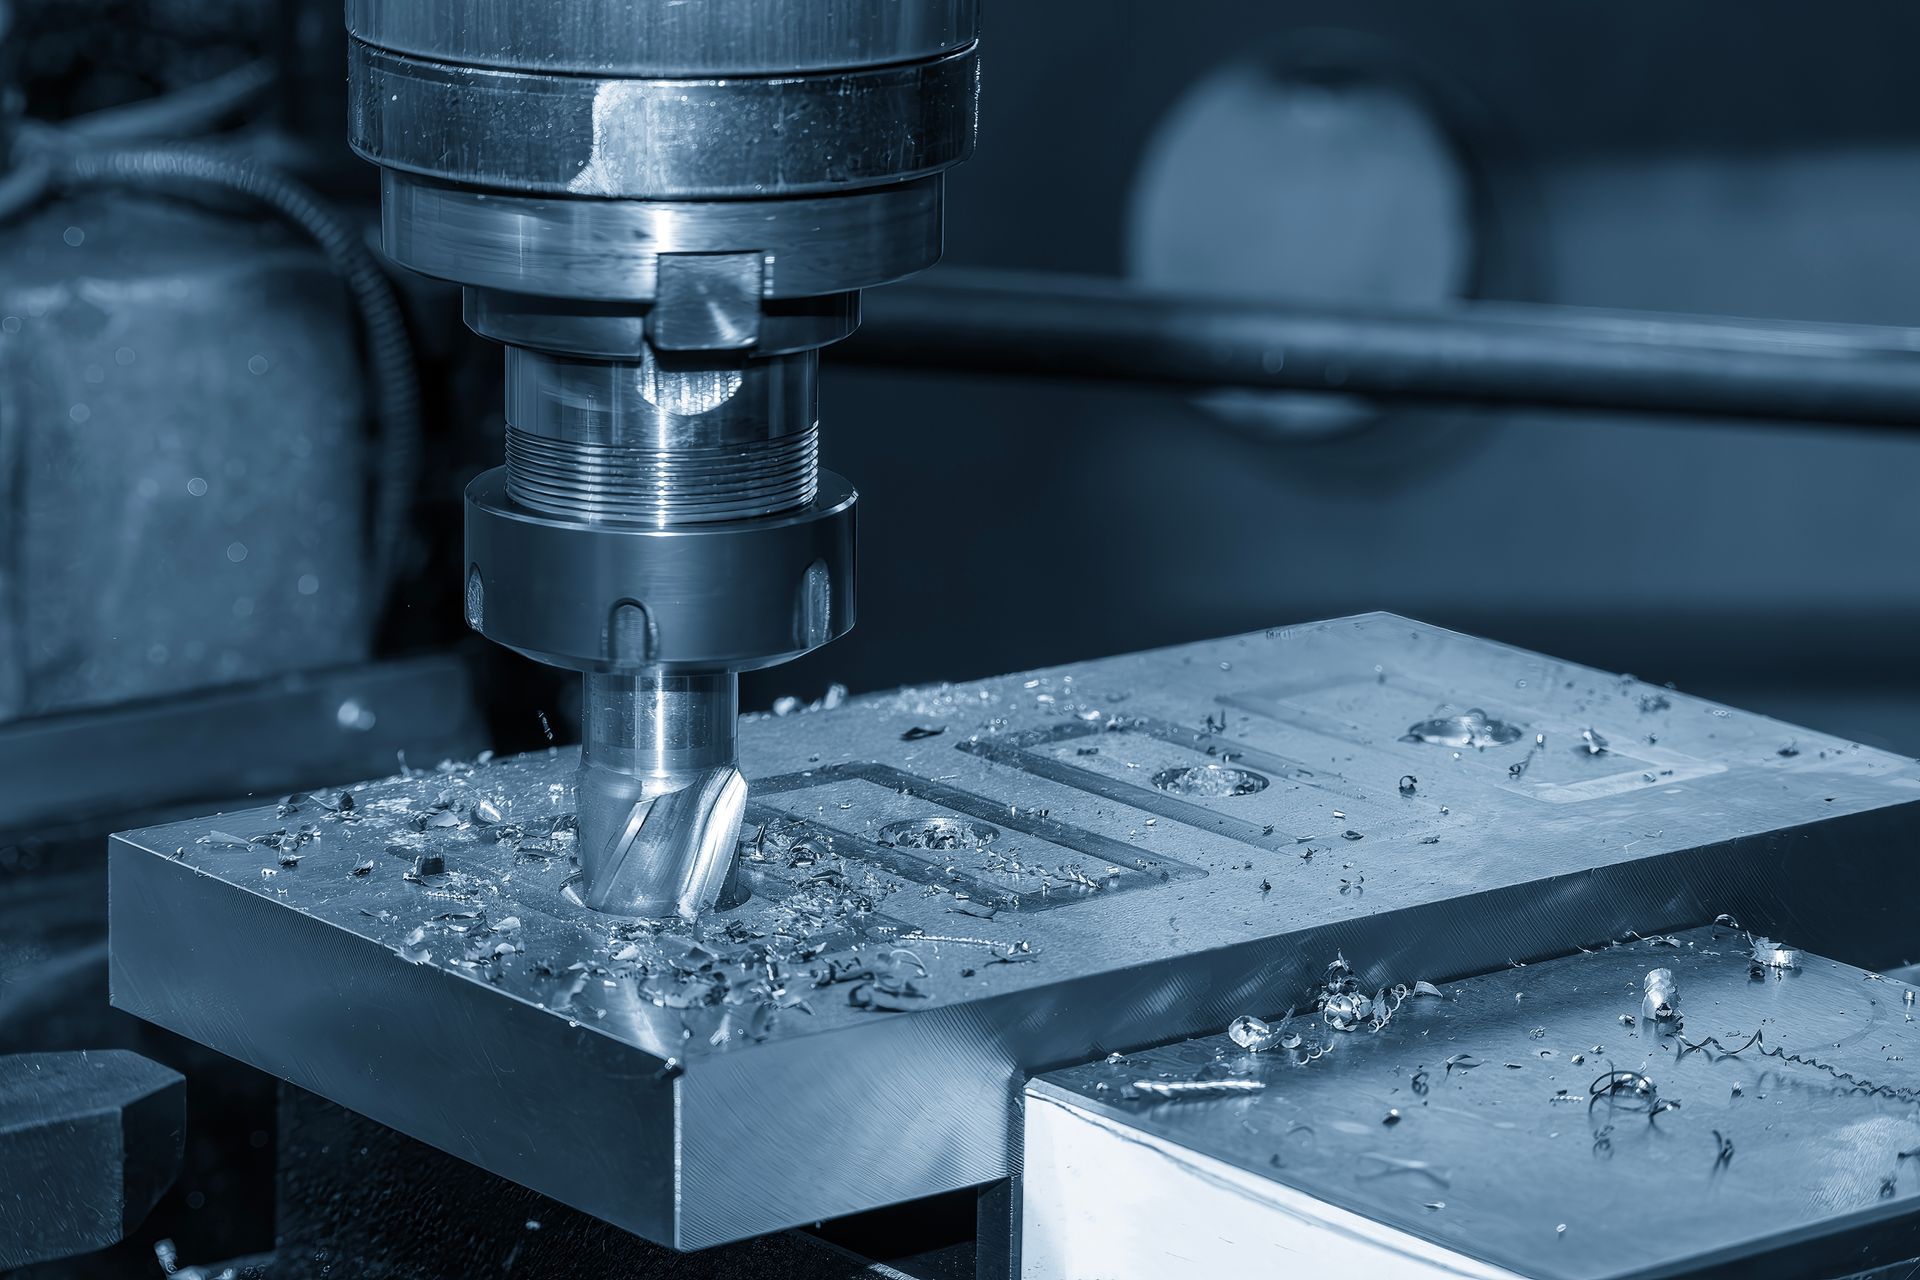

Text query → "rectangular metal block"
[107,614,1920,1248]
[1025,926,1920,1279]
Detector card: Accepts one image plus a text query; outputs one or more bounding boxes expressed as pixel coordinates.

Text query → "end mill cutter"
[346,0,979,917]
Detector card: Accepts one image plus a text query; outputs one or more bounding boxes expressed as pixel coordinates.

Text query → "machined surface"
[463,468,854,672]
[384,174,944,304]
[107,615,1920,1247]
[503,348,819,527]
[349,42,980,199]
[347,0,977,77]
[1029,926,1920,1278]
[504,424,819,527]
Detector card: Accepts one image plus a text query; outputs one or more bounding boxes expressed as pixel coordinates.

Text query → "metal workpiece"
[347,0,977,77]
[0,1050,185,1269]
[108,616,1920,1247]
[1027,928,1920,1280]
[348,41,981,200]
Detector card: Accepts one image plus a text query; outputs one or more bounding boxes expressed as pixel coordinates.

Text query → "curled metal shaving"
[1749,936,1800,971]
[1228,1014,1282,1051]
[1642,967,1680,1023]
[1678,1028,1920,1105]
[1315,954,1408,1033]
[1588,1069,1675,1120]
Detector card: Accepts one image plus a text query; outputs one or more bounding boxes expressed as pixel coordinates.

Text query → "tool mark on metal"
[1220,674,1725,804]
[749,761,1205,911]
[733,864,915,951]
[957,715,1364,854]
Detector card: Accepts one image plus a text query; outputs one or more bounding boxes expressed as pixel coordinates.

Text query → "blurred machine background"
[6,0,1920,1273]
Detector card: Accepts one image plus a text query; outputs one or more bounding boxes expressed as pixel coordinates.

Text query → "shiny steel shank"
[347,0,979,916]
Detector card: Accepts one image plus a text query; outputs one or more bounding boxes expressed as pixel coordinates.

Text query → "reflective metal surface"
[579,672,746,918]
[504,348,819,526]
[465,289,864,362]
[107,616,1920,1247]
[1029,926,1920,1279]
[504,348,814,446]
[382,175,945,303]
[349,42,981,199]
[504,425,821,528]
[347,0,977,77]
[463,469,856,673]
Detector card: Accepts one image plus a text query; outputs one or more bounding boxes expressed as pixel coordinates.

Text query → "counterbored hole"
[1403,709,1524,748]
[1152,764,1269,797]
[878,816,1001,851]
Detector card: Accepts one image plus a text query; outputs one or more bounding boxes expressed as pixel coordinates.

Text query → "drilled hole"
[878,816,1001,852]
[1152,764,1269,797]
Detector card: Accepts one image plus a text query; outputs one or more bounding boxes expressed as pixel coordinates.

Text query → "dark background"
[809,1,1920,755]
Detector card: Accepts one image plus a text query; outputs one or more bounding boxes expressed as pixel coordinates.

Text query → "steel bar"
[846,268,1920,429]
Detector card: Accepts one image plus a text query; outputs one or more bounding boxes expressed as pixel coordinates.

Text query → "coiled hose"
[35,144,422,600]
